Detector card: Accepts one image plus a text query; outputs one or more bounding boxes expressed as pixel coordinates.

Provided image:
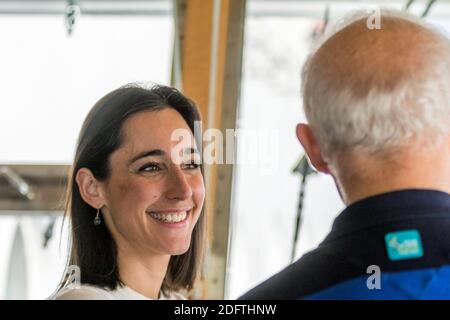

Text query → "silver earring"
[94,208,101,226]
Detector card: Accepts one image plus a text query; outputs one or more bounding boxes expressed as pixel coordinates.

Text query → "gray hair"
[301,9,450,159]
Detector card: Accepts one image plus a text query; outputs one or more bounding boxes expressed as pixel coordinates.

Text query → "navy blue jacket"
[240,189,450,299]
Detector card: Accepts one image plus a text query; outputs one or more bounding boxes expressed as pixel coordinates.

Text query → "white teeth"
[149,211,188,223]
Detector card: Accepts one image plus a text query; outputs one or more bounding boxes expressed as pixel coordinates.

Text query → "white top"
[51,284,187,300]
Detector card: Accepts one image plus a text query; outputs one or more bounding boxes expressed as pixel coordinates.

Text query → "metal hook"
[65,0,81,36]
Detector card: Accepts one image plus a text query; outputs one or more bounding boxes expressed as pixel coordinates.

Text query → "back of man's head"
[298,9,450,204]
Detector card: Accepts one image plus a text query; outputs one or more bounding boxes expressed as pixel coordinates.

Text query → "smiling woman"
[49,84,206,300]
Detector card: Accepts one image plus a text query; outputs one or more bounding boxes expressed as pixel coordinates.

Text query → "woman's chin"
[162,240,191,255]
[167,245,190,256]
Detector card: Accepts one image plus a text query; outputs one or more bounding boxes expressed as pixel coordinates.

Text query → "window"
[0,1,173,299]
[227,0,450,299]
[0,13,172,164]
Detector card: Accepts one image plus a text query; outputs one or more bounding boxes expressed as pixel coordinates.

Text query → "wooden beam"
[208,0,246,300]
[0,164,68,212]
[175,0,214,119]
[173,0,246,299]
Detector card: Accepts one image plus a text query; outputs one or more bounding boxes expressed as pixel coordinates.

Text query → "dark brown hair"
[58,84,205,294]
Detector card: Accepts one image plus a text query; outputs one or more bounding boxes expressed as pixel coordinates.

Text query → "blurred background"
[0,0,449,299]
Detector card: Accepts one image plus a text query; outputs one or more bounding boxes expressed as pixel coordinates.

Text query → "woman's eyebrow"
[128,149,165,165]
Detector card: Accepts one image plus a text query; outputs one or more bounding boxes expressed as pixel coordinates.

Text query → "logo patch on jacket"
[385,229,424,261]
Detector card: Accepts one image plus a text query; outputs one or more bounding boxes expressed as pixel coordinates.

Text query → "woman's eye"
[139,163,161,172]
[182,161,201,170]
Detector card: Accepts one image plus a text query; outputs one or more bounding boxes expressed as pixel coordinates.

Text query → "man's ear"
[75,168,105,209]
[296,123,331,174]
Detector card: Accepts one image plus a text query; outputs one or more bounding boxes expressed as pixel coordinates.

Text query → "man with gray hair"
[240,10,450,299]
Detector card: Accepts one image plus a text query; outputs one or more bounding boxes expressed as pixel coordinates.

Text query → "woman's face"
[100,108,205,256]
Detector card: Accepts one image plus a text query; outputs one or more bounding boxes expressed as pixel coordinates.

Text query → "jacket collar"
[324,189,450,243]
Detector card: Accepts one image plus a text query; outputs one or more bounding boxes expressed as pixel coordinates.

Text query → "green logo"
[385,230,424,261]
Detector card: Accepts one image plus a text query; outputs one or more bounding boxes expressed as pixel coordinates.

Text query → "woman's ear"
[75,168,105,208]
[296,123,331,174]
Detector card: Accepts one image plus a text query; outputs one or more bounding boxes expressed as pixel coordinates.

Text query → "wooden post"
[173,0,246,299]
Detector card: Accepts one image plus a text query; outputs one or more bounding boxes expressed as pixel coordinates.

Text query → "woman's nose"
[165,167,193,200]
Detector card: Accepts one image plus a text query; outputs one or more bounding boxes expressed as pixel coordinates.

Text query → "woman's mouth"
[147,208,192,226]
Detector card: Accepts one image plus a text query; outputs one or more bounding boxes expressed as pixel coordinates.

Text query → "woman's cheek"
[131,176,157,195]
[115,179,158,216]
